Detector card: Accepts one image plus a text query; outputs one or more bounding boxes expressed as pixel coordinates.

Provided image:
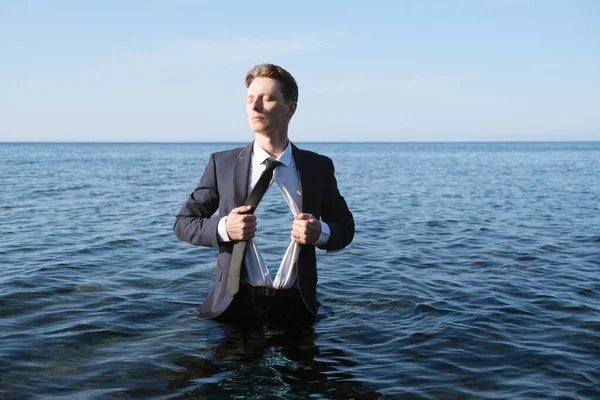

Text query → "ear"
[287,102,297,118]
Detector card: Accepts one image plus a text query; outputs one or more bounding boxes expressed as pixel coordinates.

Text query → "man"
[174,64,354,325]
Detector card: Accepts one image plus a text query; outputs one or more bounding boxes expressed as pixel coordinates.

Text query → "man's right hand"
[225,205,257,241]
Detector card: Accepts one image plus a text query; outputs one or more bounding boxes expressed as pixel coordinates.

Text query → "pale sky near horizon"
[1,0,599,142]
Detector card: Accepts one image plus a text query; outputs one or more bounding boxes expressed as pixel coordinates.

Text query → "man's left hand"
[291,213,321,245]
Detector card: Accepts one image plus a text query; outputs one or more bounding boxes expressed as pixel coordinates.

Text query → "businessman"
[174,64,354,325]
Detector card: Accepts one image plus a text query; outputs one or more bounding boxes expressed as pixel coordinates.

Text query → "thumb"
[233,205,252,214]
[294,213,312,220]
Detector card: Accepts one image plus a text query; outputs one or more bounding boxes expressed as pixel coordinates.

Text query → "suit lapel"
[292,143,313,214]
[233,142,253,207]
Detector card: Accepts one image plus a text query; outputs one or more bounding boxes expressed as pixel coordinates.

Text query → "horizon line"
[1,140,600,144]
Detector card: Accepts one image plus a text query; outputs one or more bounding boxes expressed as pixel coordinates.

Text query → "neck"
[254,131,289,157]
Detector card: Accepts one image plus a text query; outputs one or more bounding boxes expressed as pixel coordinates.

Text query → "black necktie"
[226,157,282,297]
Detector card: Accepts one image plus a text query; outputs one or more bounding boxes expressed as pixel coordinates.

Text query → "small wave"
[72,283,104,293]
[576,287,598,297]
[407,332,437,344]
[414,303,452,315]
[426,220,445,227]
[495,305,536,315]
[105,238,140,246]
[515,255,539,262]
[30,184,93,196]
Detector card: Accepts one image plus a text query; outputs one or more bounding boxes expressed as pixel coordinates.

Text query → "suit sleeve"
[173,153,221,248]
[318,157,355,251]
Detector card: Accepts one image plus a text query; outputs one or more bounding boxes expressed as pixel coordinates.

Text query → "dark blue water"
[1,142,599,399]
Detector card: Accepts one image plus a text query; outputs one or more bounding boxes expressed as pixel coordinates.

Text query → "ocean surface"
[1,142,599,399]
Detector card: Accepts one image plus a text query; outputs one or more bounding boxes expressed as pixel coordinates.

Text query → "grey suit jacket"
[174,142,354,319]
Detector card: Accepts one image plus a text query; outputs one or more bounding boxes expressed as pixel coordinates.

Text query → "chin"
[250,121,268,131]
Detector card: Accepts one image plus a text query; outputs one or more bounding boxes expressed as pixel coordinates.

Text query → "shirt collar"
[253,141,293,168]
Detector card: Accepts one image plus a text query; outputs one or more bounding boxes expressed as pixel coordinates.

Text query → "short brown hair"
[245,63,298,103]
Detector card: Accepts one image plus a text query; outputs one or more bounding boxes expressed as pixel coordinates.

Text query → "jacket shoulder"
[294,147,334,170]
[212,145,247,160]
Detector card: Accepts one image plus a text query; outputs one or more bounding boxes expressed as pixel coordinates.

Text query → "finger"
[291,233,304,244]
[292,219,308,229]
[236,225,255,239]
[241,215,257,223]
[294,213,313,220]
[292,229,308,241]
[306,220,320,231]
[243,224,257,233]
[232,205,253,214]
[239,225,256,237]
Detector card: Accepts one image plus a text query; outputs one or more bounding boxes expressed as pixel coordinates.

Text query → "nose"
[251,98,263,112]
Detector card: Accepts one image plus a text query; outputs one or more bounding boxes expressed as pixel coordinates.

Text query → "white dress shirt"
[217,141,330,289]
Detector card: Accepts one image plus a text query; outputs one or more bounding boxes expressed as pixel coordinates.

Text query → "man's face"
[246,77,296,135]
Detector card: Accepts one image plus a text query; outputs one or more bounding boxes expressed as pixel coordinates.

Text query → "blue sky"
[1,0,599,142]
